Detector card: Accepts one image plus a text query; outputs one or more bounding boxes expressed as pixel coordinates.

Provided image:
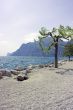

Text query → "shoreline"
[0,59,73,79]
[0,60,73,109]
[0,56,72,70]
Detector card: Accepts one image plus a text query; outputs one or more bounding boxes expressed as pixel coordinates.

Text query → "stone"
[5,70,12,77]
[45,64,49,67]
[27,65,33,70]
[39,64,44,68]
[17,76,24,81]
[11,70,20,75]
[0,69,6,75]
[14,66,24,71]
[26,69,31,74]
[49,64,54,67]
[17,75,28,81]
[0,72,3,79]
[0,69,11,77]
[22,70,27,75]
[23,67,27,70]
[24,75,28,80]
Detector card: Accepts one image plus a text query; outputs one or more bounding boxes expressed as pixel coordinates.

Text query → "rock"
[27,65,33,70]
[0,69,12,77]
[0,72,3,79]
[44,64,49,67]
[23,67,27,70]
[0,69,6,75]
[17,75,28,81]
[26,69,31,74]
[17,76,24,81]
[49,64,54,67]
[11,70,20,75]
[22,70,27,75]
[14,66,24,71]
[24,75,28,80]
[39,64,44,68]
[5,70,12,77]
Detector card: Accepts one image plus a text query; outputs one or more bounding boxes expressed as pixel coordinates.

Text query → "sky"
[0,0,73,56]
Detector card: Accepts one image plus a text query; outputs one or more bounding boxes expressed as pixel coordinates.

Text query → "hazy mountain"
[9,37,67,57]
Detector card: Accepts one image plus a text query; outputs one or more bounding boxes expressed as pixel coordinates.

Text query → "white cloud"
[0,33,4,36]
[72,21,73,24]
[0,40,19,56]
[0,0,73,56]
[22,32,39,43]
[0,32,39,56]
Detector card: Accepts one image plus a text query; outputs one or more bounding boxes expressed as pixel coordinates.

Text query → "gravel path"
[0,61,73,110]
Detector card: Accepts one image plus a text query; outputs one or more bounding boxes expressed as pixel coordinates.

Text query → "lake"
[0,56,68,69]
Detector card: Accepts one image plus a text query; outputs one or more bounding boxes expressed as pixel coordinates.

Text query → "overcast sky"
[0,0,73,56]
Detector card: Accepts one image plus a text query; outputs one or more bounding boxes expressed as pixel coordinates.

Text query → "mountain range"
[9,37,67,57]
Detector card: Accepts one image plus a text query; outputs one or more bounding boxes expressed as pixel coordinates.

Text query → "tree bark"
[69,56,70,61]
[55,38,58,68]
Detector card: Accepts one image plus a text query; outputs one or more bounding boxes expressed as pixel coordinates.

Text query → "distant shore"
[0,60,73,110]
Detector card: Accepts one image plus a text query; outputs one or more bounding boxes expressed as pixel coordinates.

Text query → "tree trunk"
[69,56,70,61]
[55,38,58,68]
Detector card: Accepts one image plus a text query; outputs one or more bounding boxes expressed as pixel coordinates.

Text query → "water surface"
[0,56,67,69]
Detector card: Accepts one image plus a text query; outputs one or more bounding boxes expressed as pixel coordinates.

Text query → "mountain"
[9,37,67,57]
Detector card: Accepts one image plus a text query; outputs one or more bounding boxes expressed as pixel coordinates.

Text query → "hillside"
[9,38,67,56]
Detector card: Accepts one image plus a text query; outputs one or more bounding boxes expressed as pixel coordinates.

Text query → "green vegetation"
[38,25,73,68]
[64,42,73,61]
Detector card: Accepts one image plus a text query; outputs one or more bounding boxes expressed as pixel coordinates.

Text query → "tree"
[64,42,73,61]
[38,25,73,68]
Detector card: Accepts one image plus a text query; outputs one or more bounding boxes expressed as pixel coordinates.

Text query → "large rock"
[22,70,27,75]
[27,65,33,70]
[26,69,31,74]
[39,64,44,68]
[0,72,3,79]
[0,69,12,77]
[0,69,6,75]
[17,75,28,81]
[24,75,28,80]
[11,70,20,75]
[49,64,54,67]
[17,76,24,81]
[5,70,12,77]
[14,66,26,71]
[44,64,49,67]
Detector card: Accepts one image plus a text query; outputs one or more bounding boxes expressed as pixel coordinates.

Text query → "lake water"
[0,56,67,70]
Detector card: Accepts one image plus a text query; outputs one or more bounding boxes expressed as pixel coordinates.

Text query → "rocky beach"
[0,60,73,110]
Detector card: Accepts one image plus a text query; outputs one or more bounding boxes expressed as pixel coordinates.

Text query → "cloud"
[0,33,4,36]
[0,41,9,56]
[0,0,73,56]
[22,32,39,43]
[0,32,39,56]
[0,40,19,56]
